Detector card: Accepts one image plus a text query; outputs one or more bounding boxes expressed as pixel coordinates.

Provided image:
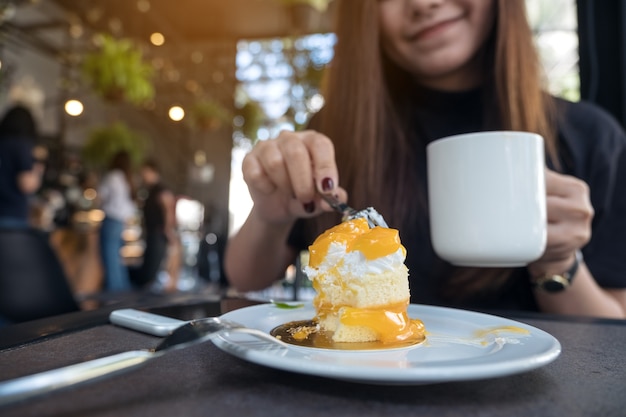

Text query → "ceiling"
[1,0,335,115]
[51,0,334,43]
[6,0,334,47]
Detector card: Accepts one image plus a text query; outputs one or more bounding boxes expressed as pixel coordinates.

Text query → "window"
[526,0,580,101]
[229,33,336,234]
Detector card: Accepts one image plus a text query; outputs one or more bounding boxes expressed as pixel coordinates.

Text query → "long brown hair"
[312,0,559,299]
[108,150,136,199]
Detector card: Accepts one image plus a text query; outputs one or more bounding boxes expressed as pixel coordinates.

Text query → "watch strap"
[531,250,583,292]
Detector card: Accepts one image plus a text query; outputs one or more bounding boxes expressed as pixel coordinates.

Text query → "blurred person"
[0,106,79,323]
[136,159,179,291]
[225,0,626,318]
[0,105,44,229]
[97,150,136,292]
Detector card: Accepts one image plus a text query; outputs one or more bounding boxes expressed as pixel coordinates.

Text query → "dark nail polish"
[303,201,315,213]
[322,177,334,192]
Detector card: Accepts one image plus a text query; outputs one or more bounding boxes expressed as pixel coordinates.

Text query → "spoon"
[319,194,388,228]
[0,317,287,407]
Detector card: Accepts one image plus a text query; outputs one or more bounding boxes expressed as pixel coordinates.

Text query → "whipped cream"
[305,241,406,279]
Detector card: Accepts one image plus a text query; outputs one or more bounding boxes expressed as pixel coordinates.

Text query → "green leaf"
[81,33,154,106]
[271,300,305,309]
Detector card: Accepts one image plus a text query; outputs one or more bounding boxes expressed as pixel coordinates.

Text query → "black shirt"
[290,89,626,312]
[143,183,167,235]
[0,137,34,220]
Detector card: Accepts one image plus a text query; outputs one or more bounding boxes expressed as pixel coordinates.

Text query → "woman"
[0,106,44,229]
[225,0,626,318]
[98,151,136,292]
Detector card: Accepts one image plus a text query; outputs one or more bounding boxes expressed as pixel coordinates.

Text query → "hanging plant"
[188,98,231,131]
[82,122,148,170]
[81,34,155,105]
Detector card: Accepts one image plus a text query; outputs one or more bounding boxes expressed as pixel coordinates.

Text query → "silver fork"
[320,194,388,228]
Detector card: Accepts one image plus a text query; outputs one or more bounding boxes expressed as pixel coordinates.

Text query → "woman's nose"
[405,0,445,16]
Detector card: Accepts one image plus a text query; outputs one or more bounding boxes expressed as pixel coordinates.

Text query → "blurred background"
[0,0,623,305]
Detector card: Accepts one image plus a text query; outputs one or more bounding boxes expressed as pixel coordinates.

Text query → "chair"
[0,228,79,323]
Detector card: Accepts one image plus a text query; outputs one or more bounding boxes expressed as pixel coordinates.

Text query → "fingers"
[545,168,592,201]
[545,221,589,256]
[256,139,298,195]
[541,169,594,263]
[546,194,594,224]
[545,169,594,224]
[242,130,341,219]
[299,130,338,193]
[278,132,317,203]
[319,187,349,211]
[242,152,276,195]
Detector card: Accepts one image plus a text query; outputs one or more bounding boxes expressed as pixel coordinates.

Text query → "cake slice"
[304,218,423,344]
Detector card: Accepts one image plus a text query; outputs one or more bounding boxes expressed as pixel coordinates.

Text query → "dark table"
[0,299,624,417]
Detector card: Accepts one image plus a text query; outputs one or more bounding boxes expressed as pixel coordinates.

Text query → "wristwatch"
[531,250,583,293]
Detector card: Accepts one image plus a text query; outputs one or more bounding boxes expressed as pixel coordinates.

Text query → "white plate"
[213,303,561,385]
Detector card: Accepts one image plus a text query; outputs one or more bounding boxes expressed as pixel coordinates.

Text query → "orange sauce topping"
[308,218,404,267]
[340,303,425,344]
[271,319,425,350]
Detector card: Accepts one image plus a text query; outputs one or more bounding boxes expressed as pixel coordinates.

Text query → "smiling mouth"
[410,16,463,41]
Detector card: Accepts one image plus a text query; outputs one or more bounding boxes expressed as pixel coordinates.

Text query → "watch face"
[541,278,568,293]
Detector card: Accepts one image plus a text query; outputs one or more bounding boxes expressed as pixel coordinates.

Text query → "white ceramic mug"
[426,131,547,267]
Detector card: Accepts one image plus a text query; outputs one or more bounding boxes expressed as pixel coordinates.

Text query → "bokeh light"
[169,105,185,121]
[64,99,84,116]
